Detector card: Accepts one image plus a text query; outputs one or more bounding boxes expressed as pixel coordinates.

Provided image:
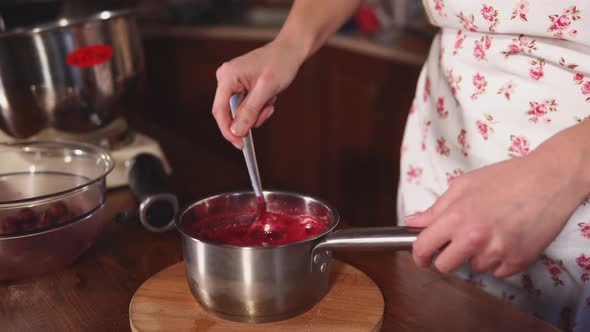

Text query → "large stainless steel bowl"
[0,141,114,280]
[0,10,143,138]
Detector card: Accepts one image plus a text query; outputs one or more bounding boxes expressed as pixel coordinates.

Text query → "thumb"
[404,207,436,228]
[405,189,455,227]
[230,78,277,137]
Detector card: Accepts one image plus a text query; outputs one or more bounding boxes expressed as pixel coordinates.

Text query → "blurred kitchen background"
[0,0,435,227]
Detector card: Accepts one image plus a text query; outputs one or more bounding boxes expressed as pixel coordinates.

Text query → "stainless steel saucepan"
[176,191,420,323]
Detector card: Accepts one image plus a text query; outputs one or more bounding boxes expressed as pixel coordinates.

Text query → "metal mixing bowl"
[0,141,114,280]
[0,9,143,138]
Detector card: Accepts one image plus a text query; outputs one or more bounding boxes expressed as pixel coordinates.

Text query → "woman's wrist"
[273,0,360,63]
[272,32,311,66]
[529,120,590,200]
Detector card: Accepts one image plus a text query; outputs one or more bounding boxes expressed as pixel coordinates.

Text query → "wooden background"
[132,35,422,227]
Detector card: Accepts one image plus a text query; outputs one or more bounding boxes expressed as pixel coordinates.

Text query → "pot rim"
[0,9,134,39]
[175,190,340,250]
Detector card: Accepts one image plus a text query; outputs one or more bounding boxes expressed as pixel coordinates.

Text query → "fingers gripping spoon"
[229,93,269,233]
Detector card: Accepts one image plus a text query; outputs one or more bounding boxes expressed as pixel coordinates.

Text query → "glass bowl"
[0,141,114,280]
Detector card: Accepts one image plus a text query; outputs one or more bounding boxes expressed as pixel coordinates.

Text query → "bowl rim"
[0,140,114,205]
[175,190,340,250]
[0,9,135,39]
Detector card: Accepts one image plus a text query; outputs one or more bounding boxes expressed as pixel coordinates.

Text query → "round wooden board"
[130,260,384,332]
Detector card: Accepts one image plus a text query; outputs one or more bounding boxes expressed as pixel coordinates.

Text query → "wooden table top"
[0,189,556,332]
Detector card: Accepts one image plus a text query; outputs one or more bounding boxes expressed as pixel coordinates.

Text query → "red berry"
[38,212,55,229]
[39,202,71,226]
[0,216,20,234]
[46,202,69,221]
[16,208,39,232]
[16,208,36,221]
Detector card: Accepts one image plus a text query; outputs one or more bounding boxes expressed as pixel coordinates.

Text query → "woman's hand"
[405,131,590,278]
[212,0,361,149]
[212,39,305,149]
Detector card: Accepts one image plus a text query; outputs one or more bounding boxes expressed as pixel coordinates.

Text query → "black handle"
[128,153,170,200]
[127,153,177,232]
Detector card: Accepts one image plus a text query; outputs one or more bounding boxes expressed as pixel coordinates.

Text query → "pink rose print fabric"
[548,6,581,39]
[436,97,448,118]
[476,114,495,140]
[473,36,492,61]
[526,99,557,124]
[398,1,590,330]
[542,255,566,287]
[529,59,545,81]
[453,30,466,55]
[559,57,579,70]
[406,165,423,185]
[421,120,432,151]
[457,11,477,32]
[522,274,542,296]
[501,291,516,303]
[501,35,537,58]
[578,222,590,239]
[470,73,487,100]
[466,273,486,289]
[581,81,590,102]
[424,76,431,102]
[511,0,529,21]
[480,5,499,32]
[457,129,469,156]
[447,69,462,97]
[446,168,464,184]
[497,80,516,100]
[576,254,590,282]
[433,0,446,17]
[508,135,530,157]
[436,137,451,156]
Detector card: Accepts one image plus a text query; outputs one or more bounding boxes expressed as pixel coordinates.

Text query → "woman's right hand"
[212,39,305,149]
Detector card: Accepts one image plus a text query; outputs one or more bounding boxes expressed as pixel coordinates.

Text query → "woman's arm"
[531,119,590,193]
[275,0,362,61]
[212,0,361,149]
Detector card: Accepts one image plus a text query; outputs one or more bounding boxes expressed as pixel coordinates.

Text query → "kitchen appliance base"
[0,118,170,188]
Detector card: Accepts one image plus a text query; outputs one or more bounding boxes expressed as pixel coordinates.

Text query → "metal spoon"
[229,93,267,227]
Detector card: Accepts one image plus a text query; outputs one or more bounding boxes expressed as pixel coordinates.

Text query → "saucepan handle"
[313,227,421,253]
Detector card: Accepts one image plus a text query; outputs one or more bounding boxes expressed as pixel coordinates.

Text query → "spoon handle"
[229,93,264,199]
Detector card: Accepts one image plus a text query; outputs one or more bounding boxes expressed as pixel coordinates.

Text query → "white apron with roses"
[398,1,590,330]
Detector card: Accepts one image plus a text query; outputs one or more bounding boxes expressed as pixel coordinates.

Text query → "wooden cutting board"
[129,260,384,332]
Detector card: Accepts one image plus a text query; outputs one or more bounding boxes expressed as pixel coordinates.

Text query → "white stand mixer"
[0,118,170,188]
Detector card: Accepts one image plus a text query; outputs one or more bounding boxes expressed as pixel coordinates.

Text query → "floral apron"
[398,1,590,330]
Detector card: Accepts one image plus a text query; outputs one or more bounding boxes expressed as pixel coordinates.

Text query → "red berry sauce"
[255,196,266,216]
[186,209,329,247]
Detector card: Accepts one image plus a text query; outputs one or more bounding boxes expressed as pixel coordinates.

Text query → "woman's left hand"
[405,143,590,278]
